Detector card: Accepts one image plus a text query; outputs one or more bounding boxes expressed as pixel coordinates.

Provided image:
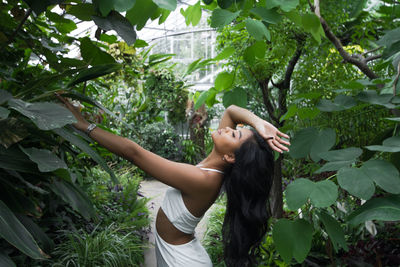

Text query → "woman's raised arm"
[219,105,290,153]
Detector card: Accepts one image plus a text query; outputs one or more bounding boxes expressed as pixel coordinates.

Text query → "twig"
[363,46,383,56]
[393,61,400,96]
[365,54,382,62]
[7,8,32,44]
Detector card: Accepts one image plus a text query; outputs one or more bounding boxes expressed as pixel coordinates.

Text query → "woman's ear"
[223,154,235,164]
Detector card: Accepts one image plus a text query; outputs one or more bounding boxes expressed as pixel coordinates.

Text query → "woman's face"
[212,126,253,155]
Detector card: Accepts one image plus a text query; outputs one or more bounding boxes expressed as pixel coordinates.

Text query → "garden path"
[140,179,213,267]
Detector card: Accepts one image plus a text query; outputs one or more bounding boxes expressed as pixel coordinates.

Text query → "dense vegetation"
[1,0,400,266]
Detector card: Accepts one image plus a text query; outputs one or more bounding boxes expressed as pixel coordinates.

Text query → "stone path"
[140,179,212,267]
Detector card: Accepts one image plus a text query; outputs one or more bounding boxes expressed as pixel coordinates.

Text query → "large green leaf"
[250,7,282,24]
[180,1,201,26]
[317,95,356,112]
[112,0,137,12]
[0,200,45,259]
[214,47,235,61]
[289,127,319,159]
[361,160,400,194]
[310,128,336,162]
[214,71,234,91]
[315,160,354,173]
[154,0,176,10]
[318,211,348,252]
[0,89,12,105]
[92,11,136,46]
[194,90,209,110]
[349,0,368,18]
[8,99,77,131]
[365,136,400,153]
[50,178,97,220]
[289,127,336,161]
[80,37,116,66]
[245,19,271,41]
[67,3,96,21]
[0,118,29,149]
[301,13,324,44]
[0,252,15,267]
[272,218,313,263]
[337,167,375,200]
[126,0,158,30]
[46,11,77,34]
[310,180,338,208]
[285,178,315,210]
[16,215,54,253]
[347,195,400,225]
[20,147,67,172]
[210,9,240,28]
[266,0,299,12]
[377,27,400,48]
[222,87,247,108]
[319,147,362,162]
[53,127,118,184]
[0,145,38,173]
[0,106,10,119]
[23,0,64,15]
[68,63,122,87]
[356,90,394,108]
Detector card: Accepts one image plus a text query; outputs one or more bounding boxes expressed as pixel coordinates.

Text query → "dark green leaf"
[349,0,367,18]
[315,160,355,173]
[362,160,400,194]
[0,89,12,105]
[0,145,38,173]
[347,195,400,225]
[214,47,235,61]
[266,0,299,12]
[273,218,313,263]
[250,7,282,24]
[0,252,15,267]
[377,27,400,48]
[310,180,338,207]
[126,0,158,30]
[53,127,118,184]
[0,107,10,119]
[67,3,95,21]
[92,11,136,46]
[222,87,247,108]
[245,19,270,41]
[16,215,54,253]
[357,90,394,108]
[112,0,137,12]
[23,0,64,15]
[8,99,77,130]
[0,118,29,149]
[337,167,375,200]
[310,128,336,162]
[20,147,67,172]
[285,178,315,210]
[289,127,319,159]
[68,63,122,87]
[217,0,233,9]
[317,95,356,112]
[80,37,116,65]
[0,200,45,259]
[50,178,97,220]
[214,72,234,91]
[194,90,209,110]
[210,9,240,28]
[154,0,176,10]
[318,147,362,162]
[318,211,348,252]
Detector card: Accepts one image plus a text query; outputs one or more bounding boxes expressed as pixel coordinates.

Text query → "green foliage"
[51,224,145,267]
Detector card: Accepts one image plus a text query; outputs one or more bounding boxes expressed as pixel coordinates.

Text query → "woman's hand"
[56,93,90,131]
[255,120,290,153]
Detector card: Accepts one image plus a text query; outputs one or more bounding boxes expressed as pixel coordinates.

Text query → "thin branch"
[310,1,379,79]
[363,46,383,56]
[365,54,382,62]
[393,61,400,95]
[259,79,279,125]
[8,8,32,44]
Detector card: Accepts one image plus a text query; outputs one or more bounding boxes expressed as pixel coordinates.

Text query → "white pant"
[155,228,213,267]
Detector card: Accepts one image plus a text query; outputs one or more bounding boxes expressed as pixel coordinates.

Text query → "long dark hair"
[222,130,274,266]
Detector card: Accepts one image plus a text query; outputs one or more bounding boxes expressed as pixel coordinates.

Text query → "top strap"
[198,167,224,174]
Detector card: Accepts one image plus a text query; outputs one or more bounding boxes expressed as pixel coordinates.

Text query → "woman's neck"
[197,149,228,171]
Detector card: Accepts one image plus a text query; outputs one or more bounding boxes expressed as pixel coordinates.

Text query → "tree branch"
[365,54,382,62]
[7,8,32,45]
[259,78,279,125]
[363,46,383,56]
[310,1,379,80]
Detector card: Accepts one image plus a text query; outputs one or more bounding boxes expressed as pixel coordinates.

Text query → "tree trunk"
[270,154,283,218]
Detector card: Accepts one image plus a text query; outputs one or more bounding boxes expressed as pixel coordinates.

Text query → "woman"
[58,96,290,267]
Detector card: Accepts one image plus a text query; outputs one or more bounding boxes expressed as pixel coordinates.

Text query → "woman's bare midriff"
[155,208,195,245]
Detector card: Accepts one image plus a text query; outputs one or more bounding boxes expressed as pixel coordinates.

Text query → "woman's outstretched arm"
[219,105,290,153]
[57,95,210,194]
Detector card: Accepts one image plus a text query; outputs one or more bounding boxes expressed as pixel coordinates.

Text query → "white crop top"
[160,167,224,234]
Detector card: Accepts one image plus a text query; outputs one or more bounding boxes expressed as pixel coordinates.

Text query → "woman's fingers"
[272,139,289,152]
